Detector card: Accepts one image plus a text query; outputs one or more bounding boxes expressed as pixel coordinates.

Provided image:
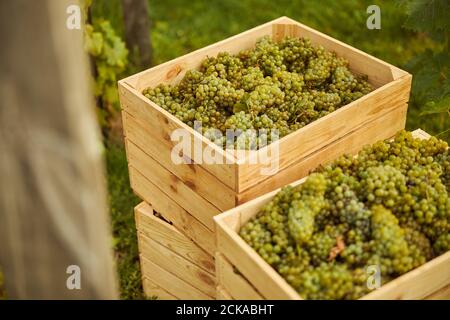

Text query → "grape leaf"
[406,50,450,106]
[97,20,128,68]
[399,0,450,41]
[84,18,129,112]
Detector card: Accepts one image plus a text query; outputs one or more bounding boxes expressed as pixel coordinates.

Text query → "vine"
[83,0,128,129]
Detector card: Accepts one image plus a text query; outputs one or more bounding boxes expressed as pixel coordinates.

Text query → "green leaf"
[84,19,129,108]
[104,85,119,105]
[95,20,128,69]
[84,26,103,56]
[399,0,450,40]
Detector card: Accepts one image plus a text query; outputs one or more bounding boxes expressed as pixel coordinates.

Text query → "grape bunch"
[239,130,450,299]
[143,36,372,149]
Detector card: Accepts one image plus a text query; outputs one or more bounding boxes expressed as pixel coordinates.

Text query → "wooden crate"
[135,202,216,300]
[119,16,411,251]
[214,129,450,300]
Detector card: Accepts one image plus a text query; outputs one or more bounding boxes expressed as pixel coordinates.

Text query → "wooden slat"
[119,81,237,189]
[216,253,263,300]
[129,167,215,255]
[123,111,236,211]
[216,286,233,300]
[138,233,216,297]
[361,251,450,300]
[215,212,301,299]
[140,255,213,300]
[126,140,220,230]
[412,128,431,140]
[237,104,407,203]
[134,202,214,274]
[142,277,178,300]
[236,75,411,192]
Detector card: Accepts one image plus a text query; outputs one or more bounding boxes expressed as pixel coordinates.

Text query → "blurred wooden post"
[0,0,118,299]
[122,0,153,68]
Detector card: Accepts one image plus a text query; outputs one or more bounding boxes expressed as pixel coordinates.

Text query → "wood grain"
[134,202,215,274]
[138,232,216,297]
[140,255,214,300]
[126,140,220,230]
[123,111,236,211]
[129,167,215,255]
[216,253,263,300]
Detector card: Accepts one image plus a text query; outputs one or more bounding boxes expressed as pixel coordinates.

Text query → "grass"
[105,141,143,299]
[92,0,448,299]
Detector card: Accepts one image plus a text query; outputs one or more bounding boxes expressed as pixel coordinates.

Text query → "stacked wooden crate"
[214,130,450,300]
[135,203,215,299]
[119,16,412,299]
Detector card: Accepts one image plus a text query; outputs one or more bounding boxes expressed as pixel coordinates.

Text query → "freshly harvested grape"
[239,130,450,299]
[143,36,373,149]
[368,205,412,274]
[296,263,354,300]
[437,149,450,190]
[288,174,327,244]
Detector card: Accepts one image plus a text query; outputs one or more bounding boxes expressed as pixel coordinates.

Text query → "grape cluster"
[143,36,372,149]
[239,130,450,299]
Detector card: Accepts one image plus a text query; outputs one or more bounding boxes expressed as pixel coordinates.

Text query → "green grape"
[245,83,284,116]
[224,111,253,131]
[404,227,433,267]
[436,149,449,191]
[359,165,406,209]
[369,205,413,274]
[433,233,450,256]
[288,174,327,244]
[279,37,315,73]
[296,263,354,300]
[240,36,286,76]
